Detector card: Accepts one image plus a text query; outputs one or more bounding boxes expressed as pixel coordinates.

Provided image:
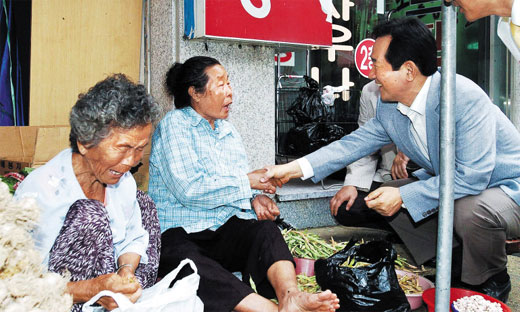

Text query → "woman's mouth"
[109,169,123,177]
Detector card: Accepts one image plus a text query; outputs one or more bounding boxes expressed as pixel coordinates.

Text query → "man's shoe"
[469,270,511,303]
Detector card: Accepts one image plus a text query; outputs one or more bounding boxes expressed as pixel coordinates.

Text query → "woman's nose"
[122,149,143,167]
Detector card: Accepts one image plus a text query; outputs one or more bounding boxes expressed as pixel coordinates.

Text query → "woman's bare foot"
[278,288,340,312]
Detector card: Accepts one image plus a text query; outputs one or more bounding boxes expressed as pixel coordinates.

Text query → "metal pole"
[435,2,457,311]
[512,59,520,131]
[146,0,151,93]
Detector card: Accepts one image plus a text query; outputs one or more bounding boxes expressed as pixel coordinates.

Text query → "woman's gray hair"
[69,74,161,153]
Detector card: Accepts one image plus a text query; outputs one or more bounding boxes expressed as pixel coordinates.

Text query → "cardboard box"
[0,126,70,175]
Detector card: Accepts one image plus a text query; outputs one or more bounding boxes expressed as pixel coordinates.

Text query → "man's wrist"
[294,158,311,180]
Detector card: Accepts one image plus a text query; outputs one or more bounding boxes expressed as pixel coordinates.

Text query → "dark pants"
[48,190,161,312]
[384,179,520,285]
[159,216,295,312]
[333,182,393,232]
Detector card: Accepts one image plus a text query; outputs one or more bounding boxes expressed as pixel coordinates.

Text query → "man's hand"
[364,186,402,216]
[330,185,358,217]
[248,169,282,194]
[263,161,303,185]
[391,151,410,180]
[252,195,280,221]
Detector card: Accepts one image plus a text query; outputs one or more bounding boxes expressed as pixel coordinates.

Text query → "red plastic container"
[294,257,316,276]
[422,288,511,312]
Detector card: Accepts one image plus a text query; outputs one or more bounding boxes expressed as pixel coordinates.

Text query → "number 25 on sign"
[355,38,375,78]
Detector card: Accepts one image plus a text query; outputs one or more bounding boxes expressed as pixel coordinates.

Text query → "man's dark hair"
[372,17,437,76]
[165,56,221,109]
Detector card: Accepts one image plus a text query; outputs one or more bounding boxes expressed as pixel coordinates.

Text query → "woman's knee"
[136,190,161,244]
[136,190,157,218]
[68,199,110,223]
[251,220,282,241]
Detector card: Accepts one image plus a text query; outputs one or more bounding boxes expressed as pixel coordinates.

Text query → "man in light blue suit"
[266,17,520,303]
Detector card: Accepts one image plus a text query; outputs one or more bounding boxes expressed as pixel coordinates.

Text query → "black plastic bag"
[315,240,411,312]
[287,76,331,125]
[285,122,346,156]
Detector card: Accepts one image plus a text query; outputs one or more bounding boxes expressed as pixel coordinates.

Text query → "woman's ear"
[77,141,88,155]
[188,86,200,102]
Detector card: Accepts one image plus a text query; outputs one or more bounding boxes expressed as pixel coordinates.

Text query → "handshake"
[247,161,304,194]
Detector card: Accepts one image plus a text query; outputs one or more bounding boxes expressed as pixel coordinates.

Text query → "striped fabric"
[148,107,257,234]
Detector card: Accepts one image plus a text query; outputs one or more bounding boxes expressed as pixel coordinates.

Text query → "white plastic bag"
[82,258,203,312]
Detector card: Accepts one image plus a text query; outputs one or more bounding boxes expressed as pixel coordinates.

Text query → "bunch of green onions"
[282,229,347,260]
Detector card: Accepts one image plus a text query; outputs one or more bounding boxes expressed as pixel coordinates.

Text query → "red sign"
[187,0,332,47]
[274,52,295,66]
[354,38,375,78]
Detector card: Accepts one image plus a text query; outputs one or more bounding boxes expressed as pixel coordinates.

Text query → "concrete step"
[275,178,342,229]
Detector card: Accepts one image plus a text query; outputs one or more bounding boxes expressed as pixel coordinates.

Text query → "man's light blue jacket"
[306,71,520,222]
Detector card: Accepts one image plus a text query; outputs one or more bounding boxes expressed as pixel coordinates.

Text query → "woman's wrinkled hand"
[94,273,142,310]
[252,195,280,221]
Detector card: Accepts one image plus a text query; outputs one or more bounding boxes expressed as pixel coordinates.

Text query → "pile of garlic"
[452,295,503,312]
[0,182,72,312]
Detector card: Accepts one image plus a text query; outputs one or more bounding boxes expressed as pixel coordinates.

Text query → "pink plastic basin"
[396,269,434,310]
[294,257,316,276]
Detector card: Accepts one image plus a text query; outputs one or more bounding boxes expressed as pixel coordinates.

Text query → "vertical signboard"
[309,0,380,125]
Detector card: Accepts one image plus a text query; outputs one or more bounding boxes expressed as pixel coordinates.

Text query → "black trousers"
[333,182,393,232]
[159,216,295,312]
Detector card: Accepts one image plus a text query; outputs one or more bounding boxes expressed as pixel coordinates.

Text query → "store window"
[274,0,513,166]
[275,0,379,169]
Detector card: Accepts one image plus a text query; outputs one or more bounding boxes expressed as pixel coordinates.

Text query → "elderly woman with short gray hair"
[15,74,162,311]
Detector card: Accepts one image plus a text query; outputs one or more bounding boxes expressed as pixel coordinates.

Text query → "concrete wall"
[150,0,276,170]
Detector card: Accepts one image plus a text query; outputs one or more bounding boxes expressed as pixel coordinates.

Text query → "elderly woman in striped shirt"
[148,56,339,312]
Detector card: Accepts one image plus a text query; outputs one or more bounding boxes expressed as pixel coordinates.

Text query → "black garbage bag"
[287,75,331,125]
[285,122,346,156]
[315,240,411,312]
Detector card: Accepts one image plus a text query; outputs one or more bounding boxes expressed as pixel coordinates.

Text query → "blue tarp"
[0,0,24,126]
